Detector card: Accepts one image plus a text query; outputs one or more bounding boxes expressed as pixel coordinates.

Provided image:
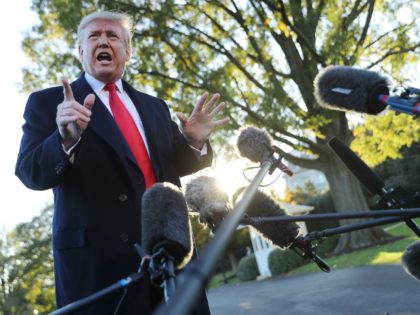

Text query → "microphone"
[141,182,193,269]
[314,65,420,115]
[236,126,293,176]
[328,137,385,196]
[402,240,420,281]
[237,126,273,163]
[184,175,231,231]
[328,137,420,237]
[234,187,331,272]
[234,187,300,248]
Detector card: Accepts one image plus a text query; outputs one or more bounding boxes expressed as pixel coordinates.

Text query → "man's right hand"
[56,79,95,150]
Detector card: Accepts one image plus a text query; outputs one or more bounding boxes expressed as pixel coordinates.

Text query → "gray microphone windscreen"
[141,182,192,269]
[234,188,300,248]
[402,240,420,281]
[185,175,231,230]
[237,126,273,162]
[314,65,390,114]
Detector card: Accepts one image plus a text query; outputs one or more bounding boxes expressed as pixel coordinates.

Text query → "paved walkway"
[207,264,420,315]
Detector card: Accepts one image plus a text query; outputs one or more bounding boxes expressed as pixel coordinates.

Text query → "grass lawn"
[208,219,419,289]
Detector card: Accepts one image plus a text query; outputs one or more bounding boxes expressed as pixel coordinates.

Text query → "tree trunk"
[323,153,389,254]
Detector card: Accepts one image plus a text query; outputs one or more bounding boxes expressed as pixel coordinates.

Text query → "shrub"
[316,235,339,257]
[268,248,305,276]
[236,254,259,281]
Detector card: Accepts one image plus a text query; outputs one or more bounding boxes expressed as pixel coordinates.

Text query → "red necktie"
[104,83,156,188]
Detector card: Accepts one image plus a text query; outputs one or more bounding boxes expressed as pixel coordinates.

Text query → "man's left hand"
[176,92,229,150]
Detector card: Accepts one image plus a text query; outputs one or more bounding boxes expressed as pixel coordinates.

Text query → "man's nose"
[98,34,109,48]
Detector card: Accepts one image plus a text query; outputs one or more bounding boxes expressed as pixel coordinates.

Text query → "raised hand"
[56,79,95,150]
[176,92,229,150]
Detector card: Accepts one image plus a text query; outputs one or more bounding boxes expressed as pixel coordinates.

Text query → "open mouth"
[97,52,112,62]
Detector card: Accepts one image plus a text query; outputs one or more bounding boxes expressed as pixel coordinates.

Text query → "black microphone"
[328,137,420,237]
[314,65,420,115]
[402,240,420,281]
[328,137,385,196]
[234,187,300,248]
[141,182,193,269]
[234,187,330,272]
[237,126,293,176]
[184,175,231,231]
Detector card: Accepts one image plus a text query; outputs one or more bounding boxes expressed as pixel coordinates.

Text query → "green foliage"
[236,253,259,282]
[0,205,55,315]
[190,214,211,251]
[268,248,305,276]
[351,112,420,167]
[374,141,420,195]
[315,235,339,257]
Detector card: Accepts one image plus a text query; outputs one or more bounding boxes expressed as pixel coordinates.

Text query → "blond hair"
[77,11,133,49]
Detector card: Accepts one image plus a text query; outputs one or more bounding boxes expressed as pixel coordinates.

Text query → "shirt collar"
[84,72,124,92]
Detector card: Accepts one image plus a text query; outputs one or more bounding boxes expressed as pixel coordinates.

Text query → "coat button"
[118,194,128,202]
[120,233,129,243]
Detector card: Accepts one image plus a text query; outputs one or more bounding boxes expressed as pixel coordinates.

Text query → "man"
[15,10,228,315]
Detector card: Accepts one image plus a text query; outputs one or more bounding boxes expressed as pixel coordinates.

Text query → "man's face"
[78,19,131,83]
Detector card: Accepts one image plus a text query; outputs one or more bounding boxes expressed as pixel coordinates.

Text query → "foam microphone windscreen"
[141,182,193,269]
[237,126,273,163]
[234,187,301,248]
[402,240,420,281]
[185,175,231,230]
[328,137,385,196]
[314,65,390,114]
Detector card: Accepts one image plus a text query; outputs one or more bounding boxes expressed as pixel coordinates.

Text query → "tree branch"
[367,43,420,69]
[350,0,375,61]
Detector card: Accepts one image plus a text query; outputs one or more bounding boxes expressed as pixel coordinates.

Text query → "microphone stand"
[242,208,420,273]
[148,247,177,302]
[242,208,420,223]
[49,243,180,315]
[153,154,283,315]
[376,186,420,237]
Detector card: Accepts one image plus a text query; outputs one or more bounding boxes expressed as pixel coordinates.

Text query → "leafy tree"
[282,181,318,205]
[21,0,420,252]
[352,112,420,167]
[0,206,55,315]
[374,141,420,196]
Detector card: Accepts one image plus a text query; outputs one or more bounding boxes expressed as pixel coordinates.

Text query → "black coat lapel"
[70,75,137,166]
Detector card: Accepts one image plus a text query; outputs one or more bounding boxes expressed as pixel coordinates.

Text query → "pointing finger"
[62,79,75,101]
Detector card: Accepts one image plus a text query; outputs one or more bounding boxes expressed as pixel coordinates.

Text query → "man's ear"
[125,46,132,63]
[78,45,84,61]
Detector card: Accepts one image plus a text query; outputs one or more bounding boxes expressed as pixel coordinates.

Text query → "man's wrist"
[61,137,81,155]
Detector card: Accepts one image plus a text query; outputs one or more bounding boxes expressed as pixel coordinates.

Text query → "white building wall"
[249,227,273,278]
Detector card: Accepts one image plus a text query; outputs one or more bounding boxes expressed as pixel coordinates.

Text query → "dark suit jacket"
[15,74,212,315]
